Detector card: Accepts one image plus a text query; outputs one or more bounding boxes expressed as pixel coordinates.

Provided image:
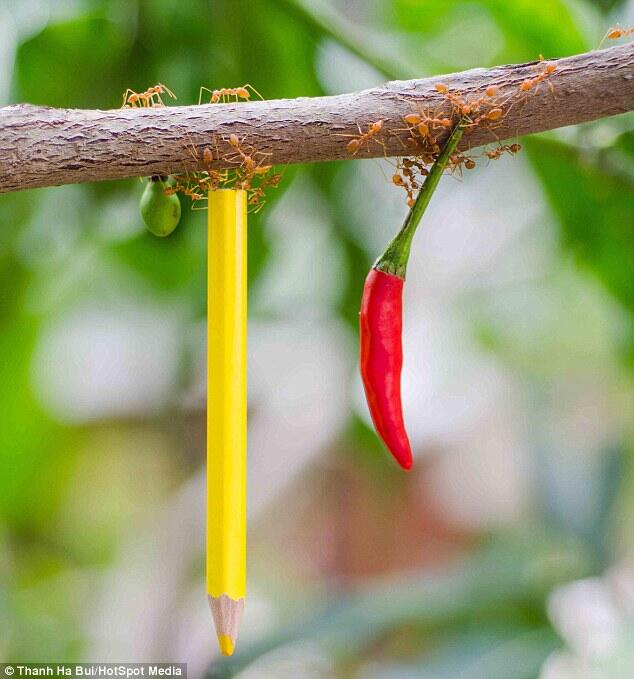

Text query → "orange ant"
[434,81,511,123]
[518,62,556,94]
[401,110,453,153]
[403,112,452,130]
[199,84,263,105]
[599,24,634,47]
[223,133,278,211]
[389,156,433,207]
[391,167,415,207]
[465,106,507,130]
[434,82,474,115]
[448,151,476,177]
[485,143,522,161]
[167,88,282,213]
[226,133,271,176]
[122,83,176,108]
[344,120,385,155]
[401,157,429,181]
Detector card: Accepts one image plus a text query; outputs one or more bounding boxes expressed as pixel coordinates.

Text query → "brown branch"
[0,43,633,194]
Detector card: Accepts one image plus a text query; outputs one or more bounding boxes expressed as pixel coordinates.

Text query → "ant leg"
[244,83,264,101]
[199,86,214,105]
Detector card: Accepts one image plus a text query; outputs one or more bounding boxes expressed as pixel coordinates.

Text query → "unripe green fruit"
[140,177,181,237]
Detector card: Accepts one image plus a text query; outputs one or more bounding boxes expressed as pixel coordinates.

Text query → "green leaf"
[525,136,634,318]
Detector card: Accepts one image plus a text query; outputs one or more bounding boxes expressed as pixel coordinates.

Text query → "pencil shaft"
[207,190,247,654]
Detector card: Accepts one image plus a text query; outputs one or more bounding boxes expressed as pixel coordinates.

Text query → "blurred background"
[1,0,633,677]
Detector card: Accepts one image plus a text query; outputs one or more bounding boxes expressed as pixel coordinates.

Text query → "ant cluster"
[122,82,282,212]
[177,83,281,212]
[168,132,283,212]
[343,58,557,207]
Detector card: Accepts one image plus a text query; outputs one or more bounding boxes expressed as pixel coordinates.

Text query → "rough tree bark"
[0,43,632,194]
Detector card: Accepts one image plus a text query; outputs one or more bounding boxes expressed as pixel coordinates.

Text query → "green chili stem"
[374,122,466,278]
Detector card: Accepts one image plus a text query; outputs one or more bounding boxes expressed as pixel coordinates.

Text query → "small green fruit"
[140,177,181,237]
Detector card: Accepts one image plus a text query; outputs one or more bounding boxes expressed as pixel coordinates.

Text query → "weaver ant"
[391,170,417,208]
[390,156,435,207]
[400,108,453,154]
[403,112,452,130]
[518,62,556,94]
[344,120,385,155]
[122,83,176,108]
[223,134,280,211]
[199,84,263,105]
[484,143,522,161]
[599,24,634,47]
[464,106,508,131]
[226,134,272,177]
[432,81,512,135]
[449,152,476,175]
[434,81,506,118]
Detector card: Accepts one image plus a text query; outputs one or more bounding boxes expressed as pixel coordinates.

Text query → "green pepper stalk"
[374,122,466,278]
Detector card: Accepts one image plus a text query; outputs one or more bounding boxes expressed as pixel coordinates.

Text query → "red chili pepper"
[359,123,465,470]
[360,268,411,468]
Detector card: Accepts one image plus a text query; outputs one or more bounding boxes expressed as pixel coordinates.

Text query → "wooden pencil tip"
[217,634,235,656]
[208,594,245,657]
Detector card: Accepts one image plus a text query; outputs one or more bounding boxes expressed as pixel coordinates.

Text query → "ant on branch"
[122,83,176,108]
[400,108,453,154]
[344,120,385,155]
[226,134,272,178]
[434,81,504,117]
[122,81,282,214]
[432,81,512,134]
[199,84,263,105]
[518,61,556,94]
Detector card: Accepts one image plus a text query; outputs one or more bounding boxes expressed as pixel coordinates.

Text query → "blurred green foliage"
[0,0,633,673]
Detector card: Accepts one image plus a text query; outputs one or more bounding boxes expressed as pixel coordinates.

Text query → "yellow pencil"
[207,189,247,657]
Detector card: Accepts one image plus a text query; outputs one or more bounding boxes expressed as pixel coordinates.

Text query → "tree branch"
[0,43,632,194]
